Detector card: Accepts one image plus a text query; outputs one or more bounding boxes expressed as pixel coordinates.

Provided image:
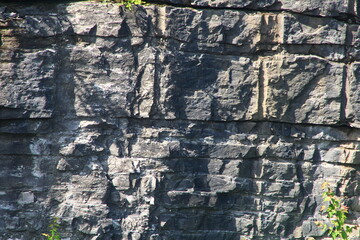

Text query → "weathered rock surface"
[160,0,357,17]
[0,1,359,240]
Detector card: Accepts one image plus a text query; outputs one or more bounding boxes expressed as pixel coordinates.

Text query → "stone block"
[206,175,236,192]
[346,63,360,127]
[131,47,157,118]
[210,144,246,159]
[261,181,300,198]
[161,7,262,53]
[281,0,353,16]
[65,2,126,37]
[0,49,56,119]
[252,159,296,180]
[70,43,137,117]
[164,191,212,208]
[188,0,277,8]
[348,25,360,60]
[218,160,242,177]
[0,137,35,155]
[283,14,346,45]
[162,174,195,191]
[21,15,72,37]
[112,174,131,191]
[130,140,172,158]
[164,158,211,174]
[0,120,51,134]
[158,52,259,120]
[262,54,344,124]
[160,0,354,16]
[17,192,35,205]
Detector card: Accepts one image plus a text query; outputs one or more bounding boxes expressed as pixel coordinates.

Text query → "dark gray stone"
[0,1,359,240]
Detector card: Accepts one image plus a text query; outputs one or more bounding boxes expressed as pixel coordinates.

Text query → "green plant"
[96,0,144,10]
[315,182,358,240]
[42,218,61,240]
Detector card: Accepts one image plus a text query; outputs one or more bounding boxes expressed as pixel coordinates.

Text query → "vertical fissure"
[257,58,265,120]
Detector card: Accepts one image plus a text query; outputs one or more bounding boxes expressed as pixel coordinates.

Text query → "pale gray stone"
[283,14,347,45]
[346,63,360,127]
[262,54,344,124]
[161,0,355,16]
[17,192,35,205]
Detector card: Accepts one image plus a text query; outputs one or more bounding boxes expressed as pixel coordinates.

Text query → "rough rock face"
[0,1,359,239]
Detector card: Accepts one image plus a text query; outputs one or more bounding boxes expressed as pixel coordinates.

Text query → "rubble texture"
[0,1,359,239]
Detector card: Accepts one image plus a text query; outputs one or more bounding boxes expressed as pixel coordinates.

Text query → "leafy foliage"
[315,182,358,240]
[42,218,61,240]
[96,0,144,9]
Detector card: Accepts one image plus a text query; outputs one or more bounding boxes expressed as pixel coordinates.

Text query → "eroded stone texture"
[346,63,360,127]
[123,120,359,239]
[0,1,359,240]
[161,0,356,17]
[0,48,56,119]
[262,54,344,124]
[283,14,347,45]
[156,52,259,120]
[156,7,263,54]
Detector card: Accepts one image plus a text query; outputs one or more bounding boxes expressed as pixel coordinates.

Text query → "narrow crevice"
[27,111,360,133]
[257,59,265,120]
[149,48,162,118]
[340,64,349,125]
[152,35,352,64]
[114,114,360,132]
[334,13,360,24]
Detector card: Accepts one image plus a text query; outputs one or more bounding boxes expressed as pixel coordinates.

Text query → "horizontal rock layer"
[0,1,359,240]
[159,0,358,17]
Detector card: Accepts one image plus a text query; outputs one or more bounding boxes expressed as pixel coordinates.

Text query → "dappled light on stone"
[0,0,359,239]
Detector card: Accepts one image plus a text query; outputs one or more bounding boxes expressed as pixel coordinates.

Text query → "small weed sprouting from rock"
[314,182,358,240]
[42,218,61,240]
[95,0,144,10]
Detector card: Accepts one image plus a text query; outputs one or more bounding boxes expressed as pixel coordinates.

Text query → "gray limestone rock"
[346,63,360,127]
[261,54,344,124]
[282,14,347,45]
[161,0,355,17]
[157,51,259,120]
[0,49,56,119]
[0,1,359,240]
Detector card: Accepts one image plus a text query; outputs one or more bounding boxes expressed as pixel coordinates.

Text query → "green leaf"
[323,224,328,231]
[341,231,348,239]
[316,183,357,240]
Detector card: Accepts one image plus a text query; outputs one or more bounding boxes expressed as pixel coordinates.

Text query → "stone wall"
[0,1,359,239]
